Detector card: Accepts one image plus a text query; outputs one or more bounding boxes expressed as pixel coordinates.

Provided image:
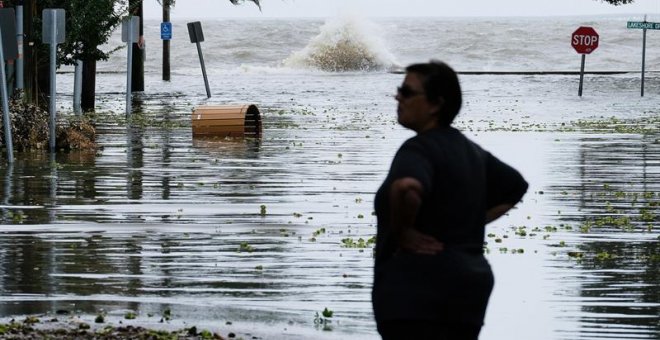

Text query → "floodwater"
[0,72,659,339]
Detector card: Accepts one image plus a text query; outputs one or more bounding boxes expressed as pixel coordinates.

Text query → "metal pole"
[126,19,134,116]
[16,2,23,90]
[49,10,57,153]
[196,42,211,98]
[74,59,82,114]
[0,25,14,162]
[641,27,647,97]
[578,54,585,97]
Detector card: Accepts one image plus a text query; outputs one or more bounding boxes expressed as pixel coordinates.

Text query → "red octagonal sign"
[572,26,599,54]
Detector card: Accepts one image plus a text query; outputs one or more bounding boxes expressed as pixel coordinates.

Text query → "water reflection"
[548,133,659,340]
[127,125,145,202]
[2,152,100,213]
[0,101,382,338]
[2,162,12,222]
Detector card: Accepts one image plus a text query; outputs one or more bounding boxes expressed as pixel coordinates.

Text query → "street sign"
[187,21,210,98]
[187,22,204,43]
[161,22,172,40]
[572,26,599,54]
[627,21,660,30]
[0,8,17,60]
[121,16,140,43]
[42,8,65,44]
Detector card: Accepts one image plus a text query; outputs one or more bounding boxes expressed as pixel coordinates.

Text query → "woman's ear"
[430,97,445,115]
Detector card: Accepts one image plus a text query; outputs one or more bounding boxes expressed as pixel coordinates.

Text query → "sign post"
[571,26,599,97]
[122,16,140,116]
[187,21,211,98]
[42,8,65,153]
[73,60,82,115]
[16,2,24,90]
[627,17,660,97]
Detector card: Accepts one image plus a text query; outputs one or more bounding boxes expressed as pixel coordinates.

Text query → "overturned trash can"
[192,104,263,138]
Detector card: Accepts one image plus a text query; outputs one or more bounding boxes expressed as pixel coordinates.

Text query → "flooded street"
[0,67,658,339]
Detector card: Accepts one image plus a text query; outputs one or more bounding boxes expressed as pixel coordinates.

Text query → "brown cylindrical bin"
[192,104,263,138]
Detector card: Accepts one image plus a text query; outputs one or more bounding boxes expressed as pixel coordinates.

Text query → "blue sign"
[161,22,172,40]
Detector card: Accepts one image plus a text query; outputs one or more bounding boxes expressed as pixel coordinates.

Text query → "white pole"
[16,3,23,90]
[126,18,134,116]
[0,24,14,162]
[49,10,57,153]
[74,59,82,114]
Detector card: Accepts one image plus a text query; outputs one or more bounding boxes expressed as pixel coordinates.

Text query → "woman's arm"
[485,152,529,223]
[390,177,444,255]
[485,203,515,224]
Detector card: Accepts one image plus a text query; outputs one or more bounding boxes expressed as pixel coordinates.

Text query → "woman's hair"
[405,61,462,126]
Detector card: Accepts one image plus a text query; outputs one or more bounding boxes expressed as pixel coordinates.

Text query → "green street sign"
[627,21,660,30]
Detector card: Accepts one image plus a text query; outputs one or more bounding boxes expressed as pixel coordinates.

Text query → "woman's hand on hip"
[399,229,444,255]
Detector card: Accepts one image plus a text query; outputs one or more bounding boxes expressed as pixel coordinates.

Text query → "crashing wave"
[284,14,399,72]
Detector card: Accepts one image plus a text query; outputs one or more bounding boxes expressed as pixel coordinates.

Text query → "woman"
[372,61,528,340]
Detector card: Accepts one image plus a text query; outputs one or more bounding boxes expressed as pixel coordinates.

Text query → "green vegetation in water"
[314,307,334,330]
[595,251,616,261]
[567,116,660,135]
[279,228,295,237]
[489,183,657,261]
[341,236,376,249]
[238,242,255,253]
[310,227,327,241]
[452,114,660,135]
[514,227,527,237]
[321,307,334,318]
[162,308,172,322]
[540,185,657,234]
[6,210,26,224]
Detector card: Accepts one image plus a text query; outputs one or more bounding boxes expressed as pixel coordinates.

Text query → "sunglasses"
[397,86,424,99]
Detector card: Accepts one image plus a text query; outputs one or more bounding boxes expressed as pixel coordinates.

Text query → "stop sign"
[572,26,599,54]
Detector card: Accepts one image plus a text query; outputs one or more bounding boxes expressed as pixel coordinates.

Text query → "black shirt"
[372,126,528,325]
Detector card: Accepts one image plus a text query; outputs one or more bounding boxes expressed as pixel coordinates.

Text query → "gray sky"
[143,0,660,19]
